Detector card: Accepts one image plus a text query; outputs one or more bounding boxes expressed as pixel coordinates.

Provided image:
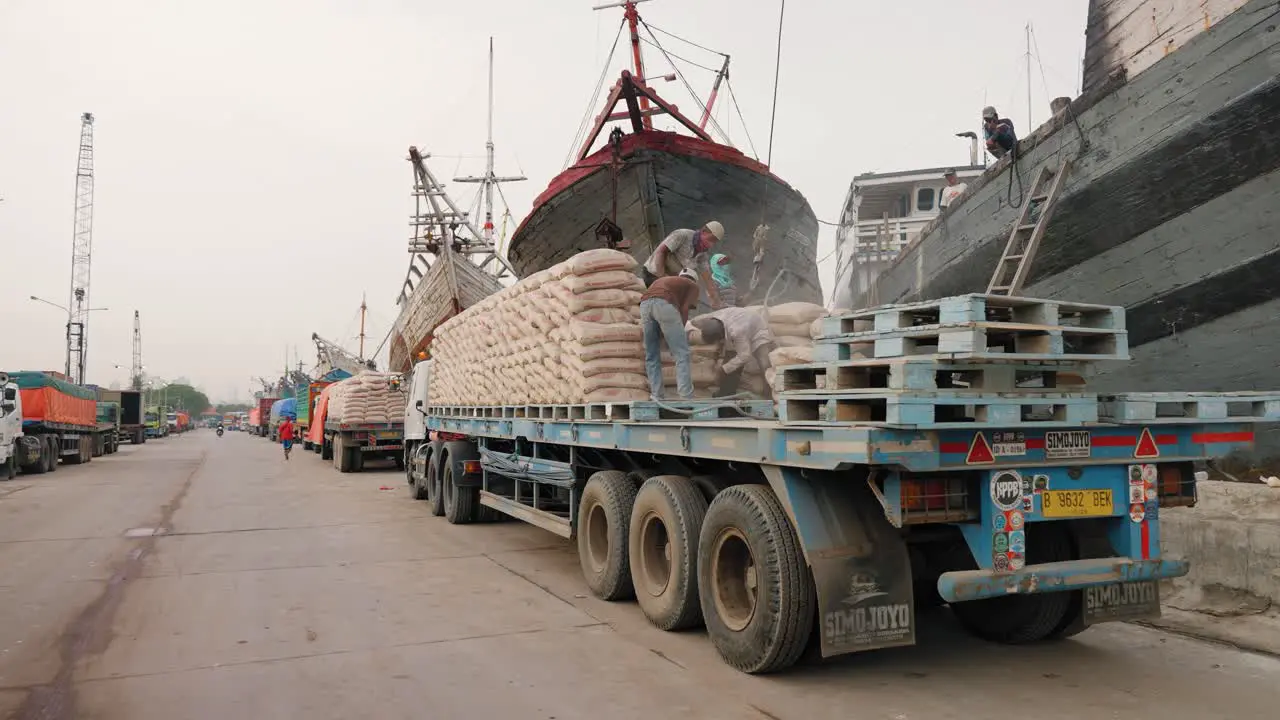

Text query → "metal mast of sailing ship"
[453,37,526,252]
[397,41,524,306]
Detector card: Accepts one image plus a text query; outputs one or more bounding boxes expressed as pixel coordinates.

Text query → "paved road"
[2,432,1278,720]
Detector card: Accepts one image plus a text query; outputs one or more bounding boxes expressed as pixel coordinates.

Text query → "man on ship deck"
[641,221,726,309]
[982,106,1018,159]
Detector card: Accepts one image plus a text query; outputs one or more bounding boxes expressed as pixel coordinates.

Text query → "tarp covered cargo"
[307,384,334,446]
[320,368,352,383]
[8,370,97,426]
[248,408,261,426]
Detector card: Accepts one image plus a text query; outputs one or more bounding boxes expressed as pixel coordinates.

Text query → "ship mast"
[454,37,526,246]
[593,0,654,130]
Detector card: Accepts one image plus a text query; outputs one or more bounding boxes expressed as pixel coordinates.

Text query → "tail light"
[897,474,976,522]
[462,460,483,475]
[1157,462,1197,508]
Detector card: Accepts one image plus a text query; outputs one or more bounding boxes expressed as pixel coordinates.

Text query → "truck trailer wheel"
[46,438,59,472]
[410,447,430,501]
[442,461,478,524]
[629,475,708,630]
[332,436,345,470]
[697,485,814,674]
[3,447,15,480]
[427,449,445,517]
[949,522,1074,644]
[577,470,638,601]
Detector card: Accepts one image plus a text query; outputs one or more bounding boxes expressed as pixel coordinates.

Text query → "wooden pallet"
[1097,392,1280,424]
[778,391,1100,427]
[774,357,1090,394]
[821,294,1126,337]
[429,399,777,423]
[812,321,1129,362]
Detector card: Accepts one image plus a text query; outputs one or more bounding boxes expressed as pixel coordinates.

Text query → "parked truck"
[98,389,145,444]
[398,294,1280,675]
[93,401,121,456]
[321,374,404,473]
[0,375,20,479]
[2,371,118,473]
[251,397,278,437]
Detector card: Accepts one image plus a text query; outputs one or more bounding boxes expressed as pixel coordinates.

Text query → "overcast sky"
[0,0,1085,403]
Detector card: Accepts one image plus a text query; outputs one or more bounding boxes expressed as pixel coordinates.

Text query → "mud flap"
[761,465,915,658]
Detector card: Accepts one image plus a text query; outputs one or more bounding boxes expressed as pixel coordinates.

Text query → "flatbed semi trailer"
[396,293,1280,674]
[322,421,404,473]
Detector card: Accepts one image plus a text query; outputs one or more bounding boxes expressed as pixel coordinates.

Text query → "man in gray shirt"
[642,221,725,308]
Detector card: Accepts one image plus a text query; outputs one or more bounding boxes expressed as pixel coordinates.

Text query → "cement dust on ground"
[2,433,1280,719]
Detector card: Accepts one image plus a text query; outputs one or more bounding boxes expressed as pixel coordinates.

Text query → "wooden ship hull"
[389,249,503,373]
[846,0,1280,457]
[509,129,822,305]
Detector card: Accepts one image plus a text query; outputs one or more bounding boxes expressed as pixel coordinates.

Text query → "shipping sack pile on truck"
[428,249,835,405]
[319,372,406,472]
[401,265,1280,675]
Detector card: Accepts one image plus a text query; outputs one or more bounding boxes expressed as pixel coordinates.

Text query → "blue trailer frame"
[422,401,1257,665]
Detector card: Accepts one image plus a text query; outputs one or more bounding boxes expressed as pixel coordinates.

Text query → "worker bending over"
[639,269,702,401]
[641,221,725,308]
[690,306,777,398]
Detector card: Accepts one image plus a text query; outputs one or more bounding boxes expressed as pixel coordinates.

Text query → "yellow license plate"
[1041,489,1114,518]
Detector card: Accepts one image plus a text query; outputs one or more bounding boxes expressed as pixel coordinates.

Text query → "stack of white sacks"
[758,302,846,395]
[328,372,407,423]
[429,249,652,405]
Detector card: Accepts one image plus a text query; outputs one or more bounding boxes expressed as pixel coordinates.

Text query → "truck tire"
[3,447,15,480]
[697,485,814,674]
[442,460,478,524]
[46,438,59,472]
[577,470,638,601]
[427,449,445,517]
[321,437,333,461]
[346,446,363,472]
[690,474,735,504]
[410,447,430,501]
[950,522,1074,644]
[629,475,708,631]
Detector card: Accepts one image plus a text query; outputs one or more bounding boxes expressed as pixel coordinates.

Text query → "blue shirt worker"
[982,106,1017,159]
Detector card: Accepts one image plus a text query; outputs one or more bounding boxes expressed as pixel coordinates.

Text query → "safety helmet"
[678,268,698,281]
[703,220,725,241]
[982,106,998,120]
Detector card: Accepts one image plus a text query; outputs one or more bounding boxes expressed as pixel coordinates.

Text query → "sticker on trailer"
[1033,474,1050,492]
[1009,555,1025,571]
[993,533,1010,553]
[992,513,1007,532]
[993,554,1010,573]
[990,470,1023,511]
[1129,503,1145,523]
[1045,430,1091,459]
[1008,530,1026,553]
[1128,485,1146,504]
[992,431,1026,457]
[1008,510,1025,531]
[1141,463,1158,485]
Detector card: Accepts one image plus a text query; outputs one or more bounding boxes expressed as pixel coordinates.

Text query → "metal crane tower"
[131,310,143,391]
[66,112,95,385]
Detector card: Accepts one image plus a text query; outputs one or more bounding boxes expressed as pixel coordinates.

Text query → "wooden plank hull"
[849,0,1280,458]
[389,250,504,373]
[509,131,822,306]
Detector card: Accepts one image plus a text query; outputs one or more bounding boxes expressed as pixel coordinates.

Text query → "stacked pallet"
[429,249,652,406]
[772,294,1130,427]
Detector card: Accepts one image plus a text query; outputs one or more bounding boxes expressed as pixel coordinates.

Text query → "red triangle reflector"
[966,432,995,464]
[1134,427,1160,459]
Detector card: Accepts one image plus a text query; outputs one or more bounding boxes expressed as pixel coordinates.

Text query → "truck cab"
[403,360,432,442]
[0,374,22,479]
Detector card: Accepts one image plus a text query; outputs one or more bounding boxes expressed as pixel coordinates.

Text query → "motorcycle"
[216,427,224,437]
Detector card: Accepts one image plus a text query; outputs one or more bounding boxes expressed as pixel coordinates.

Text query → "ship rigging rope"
[723,79,759,159]
[638,36,722,74]
[644,23,726,59]
[637,21,731,143]
[564,18,626,169]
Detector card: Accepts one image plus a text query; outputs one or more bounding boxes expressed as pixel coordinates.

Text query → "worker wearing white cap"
[641,220,726,308]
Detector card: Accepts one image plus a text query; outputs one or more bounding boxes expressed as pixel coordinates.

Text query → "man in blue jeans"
[639,269,701,400]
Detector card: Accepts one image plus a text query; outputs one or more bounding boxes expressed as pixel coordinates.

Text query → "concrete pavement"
[2,431,1280,719]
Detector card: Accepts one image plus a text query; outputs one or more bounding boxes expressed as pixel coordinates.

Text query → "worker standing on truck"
[691,307,777,398]
[279,415,296,460]
[640,270,701,401]
[641,221,725,308]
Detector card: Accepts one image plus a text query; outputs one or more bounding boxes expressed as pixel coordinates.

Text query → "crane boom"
[67,112,95,384]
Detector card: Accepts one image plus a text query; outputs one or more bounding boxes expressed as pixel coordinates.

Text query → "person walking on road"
[279,415,296,460]
[640,270,702,401]
[641,221,726,308]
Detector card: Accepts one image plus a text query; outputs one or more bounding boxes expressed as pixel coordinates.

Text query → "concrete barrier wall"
[1160,481,1280,606]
